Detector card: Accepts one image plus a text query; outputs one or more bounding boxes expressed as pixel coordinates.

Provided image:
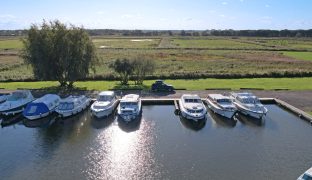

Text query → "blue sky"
[1,0,312,30]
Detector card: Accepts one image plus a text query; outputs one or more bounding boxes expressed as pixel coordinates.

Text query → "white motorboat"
[117,94,141,122]
[90,91,119,118]
[56,95,91,118]
[0,93,10,103]
[23,94,61,120]
[0,90,34,116]
[179,94,207,121]
[231,92,268,119]
[206,94,237,119]
[297,167,312,180]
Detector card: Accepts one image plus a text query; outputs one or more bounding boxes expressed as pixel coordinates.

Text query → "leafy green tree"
[21,20,98,87]
[110,58,134,85]
[132,56,155,85]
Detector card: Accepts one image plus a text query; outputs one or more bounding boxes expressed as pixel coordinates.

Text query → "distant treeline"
[1,29,312,37]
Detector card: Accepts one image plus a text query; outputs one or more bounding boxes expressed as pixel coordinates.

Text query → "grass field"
[1,77,312,91]
[282,51,312,61]
[1,36,312,81]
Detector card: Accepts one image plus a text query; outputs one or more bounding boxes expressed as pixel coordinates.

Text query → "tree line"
[3,29,312,37]
[21,20,155,87]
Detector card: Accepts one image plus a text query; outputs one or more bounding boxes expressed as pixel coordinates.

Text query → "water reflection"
[90,114,115,130]
[208,110,237,128]
[84,116,158,180]
[117,115,142,133]
[178,115,206,131]
[23,114,57,128]
[1,114,24,127]
[235,113,265,127]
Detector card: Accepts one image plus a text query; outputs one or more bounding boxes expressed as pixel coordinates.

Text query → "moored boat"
[90,91,119,118]
[179,94,207,121]
[117,94,141,122]
[55,95,91,118]
[297,167,312,180]
[231,92,268,119]
[0,90,34,116]
[206,94,237,119]
[0,93,10,104]
[23,94,61,120]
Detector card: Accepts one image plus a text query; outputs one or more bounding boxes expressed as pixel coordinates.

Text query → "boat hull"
[235,105,266,119]
[206,101,236,119]
[91,101,118,118]
[24,111,51,120]
[0,105,26,116]
[56,99,90,118]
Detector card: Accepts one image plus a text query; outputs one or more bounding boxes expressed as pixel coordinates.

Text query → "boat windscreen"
[185,99,200,103]
[58,102,74,110]
[98,95,113,101]
[120,102,137,106]
[27,105,38,114]
[217,99,231,103]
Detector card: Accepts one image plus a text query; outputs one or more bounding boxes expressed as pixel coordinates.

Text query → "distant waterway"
[0,105,311,180]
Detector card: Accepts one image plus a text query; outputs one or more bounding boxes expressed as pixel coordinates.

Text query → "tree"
[132,56,155,85]
[21,20,98,87]
[110,58,134,85]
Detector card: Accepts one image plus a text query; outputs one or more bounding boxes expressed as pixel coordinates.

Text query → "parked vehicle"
[151,80,174,92]
[231,92,268,119]
[297,167,312,180]
[206,94,237,119]
[90,91,119,118]
[179,94,207,121]
[55,95,91,118]
[0,93,10,104]
[117,94,142,122]
[0,90,34,116]
[23,94,61,120]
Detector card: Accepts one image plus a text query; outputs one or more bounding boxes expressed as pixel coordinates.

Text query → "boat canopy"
[23,94,60,116]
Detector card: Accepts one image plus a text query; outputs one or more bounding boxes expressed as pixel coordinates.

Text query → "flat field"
[0,36,312,81]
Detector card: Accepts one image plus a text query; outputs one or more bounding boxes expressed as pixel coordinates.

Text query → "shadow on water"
[178,115,206,131]
[208,110,237,128]
[117,115,142,133]
[1,114,24,127]
[91,113,115,130]
[23,113,58,128]
[235,112,265,127]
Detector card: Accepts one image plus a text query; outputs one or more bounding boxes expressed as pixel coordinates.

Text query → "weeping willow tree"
[21,20,99,87]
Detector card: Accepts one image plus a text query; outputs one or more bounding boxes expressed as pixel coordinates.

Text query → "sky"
[1,0,312,30]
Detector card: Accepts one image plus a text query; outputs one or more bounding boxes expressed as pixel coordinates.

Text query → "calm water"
[0,105,312,180]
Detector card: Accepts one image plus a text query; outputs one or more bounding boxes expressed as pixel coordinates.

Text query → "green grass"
[0,39,23,49]
[1,78,312,91]
[283,51,312,61]
[171,38,264,49]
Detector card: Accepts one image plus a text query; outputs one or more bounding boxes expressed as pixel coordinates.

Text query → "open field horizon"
[1,36,312,81]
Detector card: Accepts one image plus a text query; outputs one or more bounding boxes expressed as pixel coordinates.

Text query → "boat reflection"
[91,113,115,129]
[117,115,142,132]
[235,112,265,126]
[23,113,57,128]
[1,113,24,127]
[208,110,237,128]
[178,115,206,131]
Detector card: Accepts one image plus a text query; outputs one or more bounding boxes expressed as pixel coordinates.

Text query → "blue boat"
[23,94,61,120]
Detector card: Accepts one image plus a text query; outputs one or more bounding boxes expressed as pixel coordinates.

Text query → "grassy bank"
[1,77,312,91]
